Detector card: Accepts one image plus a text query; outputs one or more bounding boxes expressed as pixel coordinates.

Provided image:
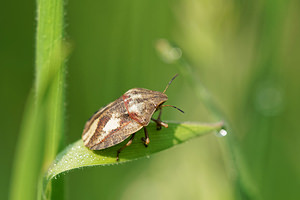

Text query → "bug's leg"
[141,127,150,147]
[116,133,136,161]
[151,107,168,130]
[151,118,168,130]
[157,106,163,129]
[153,107,162,130]
[151,106,168,130]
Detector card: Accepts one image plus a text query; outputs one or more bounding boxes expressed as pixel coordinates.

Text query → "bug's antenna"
[163,74,179,94]
[161,105,184,113]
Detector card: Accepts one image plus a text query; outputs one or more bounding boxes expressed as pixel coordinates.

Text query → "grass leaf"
[10,0,66,199]
[42,121,223,195]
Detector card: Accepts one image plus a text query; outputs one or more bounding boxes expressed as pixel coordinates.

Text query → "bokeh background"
[1,0,300,199]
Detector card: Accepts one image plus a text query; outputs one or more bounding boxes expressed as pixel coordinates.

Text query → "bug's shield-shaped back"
[82,97,143,150]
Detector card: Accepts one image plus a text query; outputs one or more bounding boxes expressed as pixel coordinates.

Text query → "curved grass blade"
[42,121,223,195]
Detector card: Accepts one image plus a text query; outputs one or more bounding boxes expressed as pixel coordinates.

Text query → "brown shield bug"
[82,74,184,161]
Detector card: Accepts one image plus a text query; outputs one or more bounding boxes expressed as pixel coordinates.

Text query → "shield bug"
[82,74,183,161]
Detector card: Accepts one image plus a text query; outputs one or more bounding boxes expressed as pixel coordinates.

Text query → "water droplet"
[216,129,227,137]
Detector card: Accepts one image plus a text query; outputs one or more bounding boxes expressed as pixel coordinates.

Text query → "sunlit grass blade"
[10,0,66,199]
[42,121,224,196]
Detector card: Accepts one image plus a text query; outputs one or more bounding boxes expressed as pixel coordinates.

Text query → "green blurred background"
[1,0,300,199]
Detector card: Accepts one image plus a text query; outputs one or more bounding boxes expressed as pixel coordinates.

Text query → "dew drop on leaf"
[216,129,227,137]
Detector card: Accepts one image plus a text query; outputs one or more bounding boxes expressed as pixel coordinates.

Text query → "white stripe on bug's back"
[83,117,100,145]
[126,93,144,114]
[103,114,121,133]
[128,102,144,114]
[92,114,121,145]
[127,92,143,102]
[123,93,139,104]
[83,114,122,146]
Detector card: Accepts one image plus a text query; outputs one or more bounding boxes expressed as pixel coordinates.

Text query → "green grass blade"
[35,0,67,196]
[42,121,223,195]
[9,0,66,199]
[9,91,45,200]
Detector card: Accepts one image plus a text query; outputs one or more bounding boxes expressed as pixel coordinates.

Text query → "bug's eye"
[123,113,129,118]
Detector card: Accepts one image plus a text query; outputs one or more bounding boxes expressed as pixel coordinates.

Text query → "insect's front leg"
[151,107,168,130]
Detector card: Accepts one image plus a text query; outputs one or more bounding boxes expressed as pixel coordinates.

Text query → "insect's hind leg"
[116,133,136,161]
